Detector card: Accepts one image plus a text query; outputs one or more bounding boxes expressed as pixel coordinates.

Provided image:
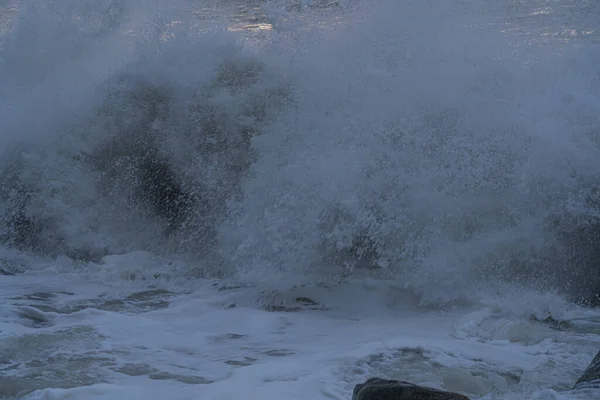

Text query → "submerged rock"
[575,350,600,388]
[352,378,470,400]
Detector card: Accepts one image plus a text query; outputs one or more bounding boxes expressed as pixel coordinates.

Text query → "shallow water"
[1,264,600,399]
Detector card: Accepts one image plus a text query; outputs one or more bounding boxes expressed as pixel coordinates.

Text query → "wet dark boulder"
[575,350,600,388]
[352,378,470,400]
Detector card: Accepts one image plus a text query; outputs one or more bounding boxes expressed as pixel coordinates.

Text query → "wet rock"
[352,378,470,400]
[575,350,600,388]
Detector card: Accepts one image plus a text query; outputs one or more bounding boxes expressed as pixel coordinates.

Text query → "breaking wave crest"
[0,0,599,306]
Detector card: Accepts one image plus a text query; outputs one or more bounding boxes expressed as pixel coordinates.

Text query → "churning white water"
[1,0,599,399]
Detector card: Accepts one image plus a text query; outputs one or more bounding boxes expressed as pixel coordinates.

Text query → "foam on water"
[2,265,600,400]
[0,0,600,398]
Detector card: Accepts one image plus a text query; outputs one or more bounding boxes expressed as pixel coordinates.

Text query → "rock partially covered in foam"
[352,378,470,400]
[575,350,600,388]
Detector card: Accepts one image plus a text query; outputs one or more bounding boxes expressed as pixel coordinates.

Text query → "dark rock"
[575,350,600,388]
[352,378,470,400]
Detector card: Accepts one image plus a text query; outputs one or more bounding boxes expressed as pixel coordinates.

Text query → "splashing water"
[1,1,600,399]
[1,0,599,304]
[220,0,600,305]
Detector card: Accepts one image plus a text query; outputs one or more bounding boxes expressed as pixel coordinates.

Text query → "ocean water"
[1,0,599,399]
